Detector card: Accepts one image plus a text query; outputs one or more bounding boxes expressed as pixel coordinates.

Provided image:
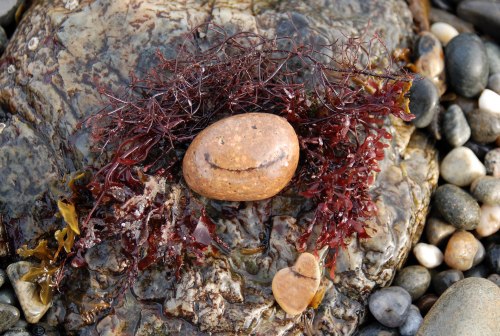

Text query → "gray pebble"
[487,273,500,286]
[0,303,20,333]
[0,287,17,306]
[369,286,412,328]
[434,184,480,230]
[457,2,500,43]
[425,217,456,246]
[445,33,488,98]
[418,278,500,335]
[466,108,500,143]
[484,148,500,177]
[409,77,440,128]
[399,305,423,336]
[471,176,500,204]
[442,104,471,147]
[488,73,500,95]
[485,41,500,75]
[433,269,464,295]
[394,266,432,301]
[0,269,5,288]
[464,263,490,278]
[472,240,486,266]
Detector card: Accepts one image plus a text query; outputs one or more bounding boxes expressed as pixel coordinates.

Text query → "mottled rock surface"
[0,0,438,335]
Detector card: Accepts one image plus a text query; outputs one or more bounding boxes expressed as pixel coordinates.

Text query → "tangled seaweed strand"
[79,24,413,278]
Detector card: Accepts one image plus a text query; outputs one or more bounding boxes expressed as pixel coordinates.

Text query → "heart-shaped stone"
[272,252,321,315]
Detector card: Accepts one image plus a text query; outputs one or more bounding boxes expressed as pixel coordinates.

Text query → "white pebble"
[440,147,486,187]
[478,89,500,114]
[413,243,443,269]
[477,204,500,237]
[430,22,459,46]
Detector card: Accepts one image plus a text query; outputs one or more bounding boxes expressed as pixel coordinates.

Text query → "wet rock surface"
[0,0,439,335]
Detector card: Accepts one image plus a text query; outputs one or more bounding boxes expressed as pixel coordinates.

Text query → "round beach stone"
[399,305,423,336]
[485,41,500,75]
[413,32,445,79]
[471,176,500,204]
[182,113,300,201]
[271,252,320,316]
[488,73,500,95]
[466,107,500,143]
[457,1,500,42]
[440,147,486,186]
[413,243,444,269]
[442,104,471,147]
[409,77,440,128]
[430,22,459,46]
[445,33,488,98]
[368,286,412,328]
[393,266,431,301]
[484,148,500,177]
[444,231,479,271]
[477,204,500,237]
[433,269,464,295]
[418,278,500,336]
[425,217,456,246]
[434,184,480,230]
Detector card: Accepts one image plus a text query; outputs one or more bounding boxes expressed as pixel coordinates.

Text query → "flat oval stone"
[182,113,300,201]
[445,33,488,98]
[442,104,471,147]
[467,108,500,143]
[434,184,480,230]
[272,252,320,316]
[393,265,431,301]
[418,278,500,336]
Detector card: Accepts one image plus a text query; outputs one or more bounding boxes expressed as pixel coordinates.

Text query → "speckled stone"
[484,148,500,177]
[414,32,445,79]
[444,231,480,271]
[0,303,20,333]
[425,217,456,246]
[440,147,486,186]
[445,33,488,98]
[434,184,481,230]
[393,266,431,301]
[442,104,471,147]
[470,176,500,205]
[399,305,423,336]
[477,204,500,237]
[418,278,500,335]
[409,77,440,128]
[430,22,459,46]
[368,286,412,328]
[183,113,300,201]
[433,269,464,295]
[466,107,500,143]
[413,243,444,269]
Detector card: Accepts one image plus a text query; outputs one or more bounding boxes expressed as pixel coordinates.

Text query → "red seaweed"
[76,24,413,278]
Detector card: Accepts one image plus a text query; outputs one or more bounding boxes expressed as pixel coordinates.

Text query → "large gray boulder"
[0,0,438,334]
